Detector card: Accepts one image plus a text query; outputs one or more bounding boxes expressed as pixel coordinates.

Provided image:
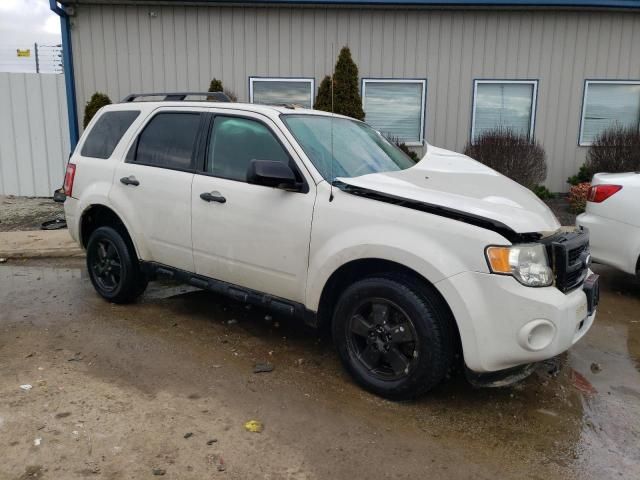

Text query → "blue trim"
[50,1,79,150]
[148,0,640,8]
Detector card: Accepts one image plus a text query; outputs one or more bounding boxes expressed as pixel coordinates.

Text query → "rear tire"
[332,276,454,400]
[86,226,147,303]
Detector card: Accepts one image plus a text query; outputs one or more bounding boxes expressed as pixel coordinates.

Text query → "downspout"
[49,0,79,150]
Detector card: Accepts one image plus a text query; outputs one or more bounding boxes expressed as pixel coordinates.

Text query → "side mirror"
[246,160,300,190]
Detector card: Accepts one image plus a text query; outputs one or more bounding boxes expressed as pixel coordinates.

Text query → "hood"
[337,145,560,236]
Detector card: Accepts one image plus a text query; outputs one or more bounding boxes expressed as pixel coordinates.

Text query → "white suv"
[63,94,599,399]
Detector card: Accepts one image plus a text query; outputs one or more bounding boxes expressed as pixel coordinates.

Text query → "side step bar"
[140,261,317,326]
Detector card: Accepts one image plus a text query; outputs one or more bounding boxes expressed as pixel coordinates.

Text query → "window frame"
[126,111,206,173]
[249,77,316,109]
[578,79,640,147]
[470,79,539,144]
[197,111,309,194]
[361,78,428,147]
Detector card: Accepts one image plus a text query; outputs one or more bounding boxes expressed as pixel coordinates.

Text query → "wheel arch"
[79,204,141,258]
[314,258,462,355]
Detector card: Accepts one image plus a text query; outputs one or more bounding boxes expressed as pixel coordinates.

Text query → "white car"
[63,93,598,399]
[577,172,640,277]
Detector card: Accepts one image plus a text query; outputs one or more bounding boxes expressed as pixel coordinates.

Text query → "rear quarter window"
[81,110,140,159]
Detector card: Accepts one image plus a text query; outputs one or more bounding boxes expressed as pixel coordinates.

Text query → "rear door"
[191,111,316,303]
[110,109,206,272]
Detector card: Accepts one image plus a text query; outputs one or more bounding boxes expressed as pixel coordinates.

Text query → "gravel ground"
[545,196,576,226]
[0,196,64,232]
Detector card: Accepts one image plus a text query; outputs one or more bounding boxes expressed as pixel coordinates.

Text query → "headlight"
[485,244,553,287]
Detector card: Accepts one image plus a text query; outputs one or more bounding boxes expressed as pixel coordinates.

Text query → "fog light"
[517,320,555,351]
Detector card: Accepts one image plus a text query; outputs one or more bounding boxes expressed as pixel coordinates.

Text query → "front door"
[191,113,316,303]
[111,110,204,272]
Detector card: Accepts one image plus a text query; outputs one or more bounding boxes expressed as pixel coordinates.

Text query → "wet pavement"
[0,258,638,479]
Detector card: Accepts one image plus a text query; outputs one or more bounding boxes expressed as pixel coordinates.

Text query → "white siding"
[0,73,70,197]
[69,5,640,191]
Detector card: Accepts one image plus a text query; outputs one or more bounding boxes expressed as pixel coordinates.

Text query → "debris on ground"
[33,438,42,446]
[0,258,7,263]
[184,432,193,439]
[206,439,218,445]
[253,362,274,374]
[152,468,166,476]
[206,454,226,472]
[590,362,602,374]
[67,352,83,362]
[20,384,33,391]
[226,319,238,325]
[244,420,264,433]
[295,358,305,367]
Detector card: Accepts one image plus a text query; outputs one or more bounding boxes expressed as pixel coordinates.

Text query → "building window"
[361,79,427,145]
[579,80,640,146]
[249,77,315,109]
[471,80,538,142]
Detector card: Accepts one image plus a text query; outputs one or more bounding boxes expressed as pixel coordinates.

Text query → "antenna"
[329,43,335,202]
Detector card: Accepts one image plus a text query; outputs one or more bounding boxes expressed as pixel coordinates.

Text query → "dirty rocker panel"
[332,181,537,243]
[140,261,317,326]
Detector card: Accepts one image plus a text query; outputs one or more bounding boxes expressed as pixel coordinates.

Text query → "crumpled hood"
[337,145,560,235]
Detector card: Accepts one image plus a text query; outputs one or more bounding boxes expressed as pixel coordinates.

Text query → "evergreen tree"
[332,47,364,120]
[83,92,111,128]
[208,78,224,92]
[314,75,333,112]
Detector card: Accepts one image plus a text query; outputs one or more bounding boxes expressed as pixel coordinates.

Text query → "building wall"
[68,4,640,191]
[0,73,70,196]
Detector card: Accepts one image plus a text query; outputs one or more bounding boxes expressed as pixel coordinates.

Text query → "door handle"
[120,175,140,186]
[200,191,226,203]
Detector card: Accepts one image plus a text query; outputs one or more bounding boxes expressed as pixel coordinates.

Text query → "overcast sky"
[0,0,62,73]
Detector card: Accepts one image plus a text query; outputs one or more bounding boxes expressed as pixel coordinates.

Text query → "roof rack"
[121,92,231,103]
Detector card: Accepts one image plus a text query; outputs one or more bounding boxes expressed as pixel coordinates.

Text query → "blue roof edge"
[147,0,640,7]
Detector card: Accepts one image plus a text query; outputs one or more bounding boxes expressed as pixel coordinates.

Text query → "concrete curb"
[0,230,84,259]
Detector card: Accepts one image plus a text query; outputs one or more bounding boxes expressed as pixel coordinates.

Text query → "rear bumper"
[63,196,81,246]
[436,271,595,373]
[577,212,639,275]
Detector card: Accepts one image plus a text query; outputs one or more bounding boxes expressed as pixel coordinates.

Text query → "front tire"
[86,226,147,304]
[332,276,454,400]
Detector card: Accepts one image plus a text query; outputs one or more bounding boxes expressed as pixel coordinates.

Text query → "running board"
[140,261,317,326]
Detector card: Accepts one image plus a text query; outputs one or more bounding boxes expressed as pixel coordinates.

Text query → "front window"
[282,114,415,181]
[472,80,538,142]
[250,77,315,109]
[361,79,426,145]
[579,81,640,145]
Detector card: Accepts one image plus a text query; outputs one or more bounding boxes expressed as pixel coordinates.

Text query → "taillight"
[63,163,76,197]
[587,184,622,203]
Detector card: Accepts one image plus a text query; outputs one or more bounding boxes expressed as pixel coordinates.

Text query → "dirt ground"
[0,258,638,480]
[0,197,64,232]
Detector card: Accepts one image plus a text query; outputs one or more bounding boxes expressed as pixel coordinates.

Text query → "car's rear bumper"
[577,212,639,275]
[436,270,595,373]
[63,196,81,246]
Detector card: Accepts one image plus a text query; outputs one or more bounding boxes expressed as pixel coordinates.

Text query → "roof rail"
[121,92,231,103]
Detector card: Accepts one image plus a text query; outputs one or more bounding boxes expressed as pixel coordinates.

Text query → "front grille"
[541,229,590,293]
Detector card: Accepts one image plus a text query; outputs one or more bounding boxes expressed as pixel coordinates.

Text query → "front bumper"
[436,270,596,373]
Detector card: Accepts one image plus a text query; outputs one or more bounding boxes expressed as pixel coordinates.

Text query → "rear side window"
[207,116,290,181]
[133,113,201,170]
[81,111,140,159]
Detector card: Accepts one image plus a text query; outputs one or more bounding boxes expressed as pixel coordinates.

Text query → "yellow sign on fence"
[16,49,31,58]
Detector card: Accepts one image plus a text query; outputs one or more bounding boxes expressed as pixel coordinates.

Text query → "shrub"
[568,182,591,214]
[314,75,333,112]
[567,164,592,186]
[208,78,224,92]
[83,92,111,128]
[332,47,365,120]
[585,124,640,174]
[532,184,554,200]
[463,128,547,189]
[383,134,420,162]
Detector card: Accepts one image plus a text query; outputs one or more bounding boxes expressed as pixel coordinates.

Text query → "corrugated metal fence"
[0,73,70,197]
